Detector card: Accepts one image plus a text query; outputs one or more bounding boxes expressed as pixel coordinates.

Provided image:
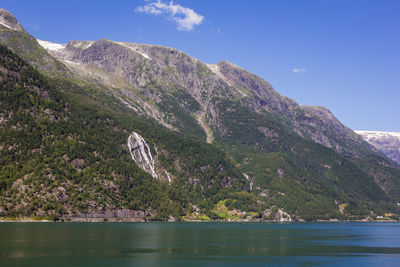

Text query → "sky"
[2,0,399,131]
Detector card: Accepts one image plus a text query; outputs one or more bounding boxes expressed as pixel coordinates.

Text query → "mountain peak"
[0,9,23,31]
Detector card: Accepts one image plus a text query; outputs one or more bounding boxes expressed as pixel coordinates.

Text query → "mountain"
[0,43,251,221]
[0,9,70,77]
[355,131,400,165]
[36,38,372,156]
[1,9,399,221]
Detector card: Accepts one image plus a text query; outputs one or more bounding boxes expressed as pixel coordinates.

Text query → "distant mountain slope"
[1,9,400,221]
[355,130,400,165]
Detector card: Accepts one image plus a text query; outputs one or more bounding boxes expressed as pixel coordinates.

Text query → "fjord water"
[0,222,399,266]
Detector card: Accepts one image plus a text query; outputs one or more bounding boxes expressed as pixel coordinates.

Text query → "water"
[0,222,399,266]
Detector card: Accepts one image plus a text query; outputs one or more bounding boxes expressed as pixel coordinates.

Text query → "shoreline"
[1,217,399,223]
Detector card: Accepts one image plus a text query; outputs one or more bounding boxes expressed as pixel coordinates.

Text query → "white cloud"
[292,68,306,73]
[135,0,204,31]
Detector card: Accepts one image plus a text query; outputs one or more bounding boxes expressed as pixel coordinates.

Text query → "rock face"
[262,208,292,222]
[0,10,70,76]
[127,131,172,182]
[355,131,400,164]
[213,60,298,115]
[127,131,158,179]
[0,9,23,31]
[35,38,373,160]
[213,61,372,158]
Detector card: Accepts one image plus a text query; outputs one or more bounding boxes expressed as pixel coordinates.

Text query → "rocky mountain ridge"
[35,38,373,159]
[0,9,23,31]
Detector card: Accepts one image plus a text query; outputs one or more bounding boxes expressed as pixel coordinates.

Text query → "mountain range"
[355,131,400,165]
[1,8,399,221]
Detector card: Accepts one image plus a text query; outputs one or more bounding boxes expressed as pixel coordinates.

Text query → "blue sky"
[2,0,399,131]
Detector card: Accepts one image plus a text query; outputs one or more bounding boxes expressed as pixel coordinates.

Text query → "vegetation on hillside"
[0,44,249,220]
[211,98,398,220]
[1,18,400,222]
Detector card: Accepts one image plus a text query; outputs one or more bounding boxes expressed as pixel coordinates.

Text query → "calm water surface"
[0,222,399,266]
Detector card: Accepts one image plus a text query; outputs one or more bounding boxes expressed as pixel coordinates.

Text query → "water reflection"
[0,222,399,266]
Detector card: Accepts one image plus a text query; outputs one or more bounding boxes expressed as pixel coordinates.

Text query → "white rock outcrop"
[127,131,158,179]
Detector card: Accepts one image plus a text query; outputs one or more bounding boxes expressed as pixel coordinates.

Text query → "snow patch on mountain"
[37,39,65,51]
[69,41,93,49]
[137,50,150,60]
[355,130,400,141]
[116,42,151,60]
[64,60,80,65]
[0,21,11,29]
[356,130,400,164]
[0,8,23,31]
[82,43,92,49]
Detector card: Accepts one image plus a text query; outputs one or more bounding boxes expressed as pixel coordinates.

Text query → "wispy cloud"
[292,68,306,73]
[135,0,204,31]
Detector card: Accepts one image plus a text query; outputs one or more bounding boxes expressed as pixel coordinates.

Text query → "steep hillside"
[1,9,400,221]
[36,38,382,160]
[0,44,249,220]
[212,61,375,158]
